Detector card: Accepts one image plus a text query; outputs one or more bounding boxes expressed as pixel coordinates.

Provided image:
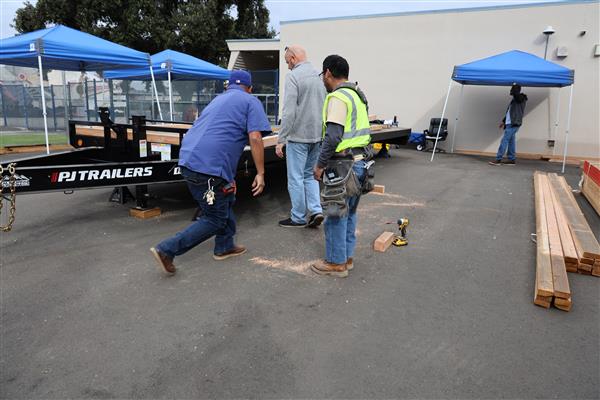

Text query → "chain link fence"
[0,69,279,142]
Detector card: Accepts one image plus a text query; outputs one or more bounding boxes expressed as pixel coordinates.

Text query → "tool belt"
[321,154,366,218]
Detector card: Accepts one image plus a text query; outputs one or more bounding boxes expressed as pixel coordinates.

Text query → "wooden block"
[533,172,554,297]
[554,297,572,312]
[580,269,593,275]
[372,185,385,194]
[542,177,571,300]
[374,232,395,252]
[591,266,600,276]
[129,207,161,219]
[580,257,595,265]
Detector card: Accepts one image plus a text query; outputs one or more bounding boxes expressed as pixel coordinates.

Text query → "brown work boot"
[213,245,247,260]
[311,259,348,278]
[346,257,354,271]
[150,247,176,274]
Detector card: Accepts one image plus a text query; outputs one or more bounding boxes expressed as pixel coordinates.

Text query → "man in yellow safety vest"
[312,54,371,277]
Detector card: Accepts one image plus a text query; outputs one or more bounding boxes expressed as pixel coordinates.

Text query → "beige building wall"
[279,1,600,160]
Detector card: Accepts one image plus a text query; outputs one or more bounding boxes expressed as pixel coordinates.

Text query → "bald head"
[284,45,307,70]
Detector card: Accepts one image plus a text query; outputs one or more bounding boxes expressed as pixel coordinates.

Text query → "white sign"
[151,143,171,161]
[139,140,147,158]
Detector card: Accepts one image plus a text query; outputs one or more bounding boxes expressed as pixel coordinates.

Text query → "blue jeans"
[324,160,367,264]
[496,125,520,161]
[156,168,236,258]
[286,141,323,223]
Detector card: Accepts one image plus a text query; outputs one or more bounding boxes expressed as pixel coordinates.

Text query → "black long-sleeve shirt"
[317,122,344,168]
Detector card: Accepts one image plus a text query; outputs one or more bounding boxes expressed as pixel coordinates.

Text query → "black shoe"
[502,160,516,166]
[278,218,306,228]
[307,213,324,228]
[488,159,502,166]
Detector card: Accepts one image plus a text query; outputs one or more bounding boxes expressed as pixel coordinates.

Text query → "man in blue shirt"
[151,70,271,274]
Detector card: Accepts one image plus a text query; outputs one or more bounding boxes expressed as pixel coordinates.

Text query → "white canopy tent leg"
[62,70,68,132]
[37,55,50,155]
[451,84,464,153]
[149,66,164,121]
[168,70,173,121]
[551,87,561,156]
[430,79,453,161]
[561,84,574,174]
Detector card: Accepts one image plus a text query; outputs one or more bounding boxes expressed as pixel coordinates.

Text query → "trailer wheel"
[416,144,424,151]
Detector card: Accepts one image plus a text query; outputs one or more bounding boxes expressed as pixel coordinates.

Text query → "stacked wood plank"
[533,172,571,310]
[582,161,600,216]
[533,171,600,311]
[547,172,600,276]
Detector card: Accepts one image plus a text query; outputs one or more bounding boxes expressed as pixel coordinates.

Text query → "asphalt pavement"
[1,148,598,399]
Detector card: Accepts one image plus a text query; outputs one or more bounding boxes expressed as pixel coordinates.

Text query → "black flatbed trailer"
[1,108,411,211]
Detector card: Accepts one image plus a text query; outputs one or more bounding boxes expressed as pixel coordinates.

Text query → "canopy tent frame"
[430,50,575,173]
[0,25,162,154]
[104,49,230,122]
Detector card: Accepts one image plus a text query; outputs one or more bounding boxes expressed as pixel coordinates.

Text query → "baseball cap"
[229,70,252,87]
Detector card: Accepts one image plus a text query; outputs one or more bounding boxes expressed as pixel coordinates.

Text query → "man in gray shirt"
[276,45,326,228]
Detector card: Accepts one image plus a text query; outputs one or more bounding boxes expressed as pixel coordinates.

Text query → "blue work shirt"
[178,85,271,182]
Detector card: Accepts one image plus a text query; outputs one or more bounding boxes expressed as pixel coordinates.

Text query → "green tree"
[13,0,275,66]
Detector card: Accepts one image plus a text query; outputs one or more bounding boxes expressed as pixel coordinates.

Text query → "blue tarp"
[103,49,230,81]
[452,50,574,87]
[0,24,150,71]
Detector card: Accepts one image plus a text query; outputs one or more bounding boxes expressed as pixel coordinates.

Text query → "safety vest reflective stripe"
[336,89,357,132]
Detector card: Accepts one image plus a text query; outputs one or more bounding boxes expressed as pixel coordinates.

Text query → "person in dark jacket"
[489,84,528,166]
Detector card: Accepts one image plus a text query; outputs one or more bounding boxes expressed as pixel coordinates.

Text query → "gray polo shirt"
[278,61,326,144]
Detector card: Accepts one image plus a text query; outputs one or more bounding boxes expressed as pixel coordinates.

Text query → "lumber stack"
[533,171,600,311]
[546,172,600,275]
[582,161,600,216]
[533,172,571,310]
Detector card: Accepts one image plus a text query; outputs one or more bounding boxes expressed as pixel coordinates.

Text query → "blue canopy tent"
[104,49,230,121]
[0,25,163,153]
[431,50,575,172]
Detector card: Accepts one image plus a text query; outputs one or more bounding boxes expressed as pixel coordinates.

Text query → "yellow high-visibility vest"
[322,87,371,152]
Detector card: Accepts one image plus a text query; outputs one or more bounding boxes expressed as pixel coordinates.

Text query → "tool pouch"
[321,159,361,218]
[361,160,375,194]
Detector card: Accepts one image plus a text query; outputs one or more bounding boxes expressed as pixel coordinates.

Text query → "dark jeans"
[156,168,236,258]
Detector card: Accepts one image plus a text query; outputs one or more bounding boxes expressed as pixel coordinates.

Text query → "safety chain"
[0,163,17,232]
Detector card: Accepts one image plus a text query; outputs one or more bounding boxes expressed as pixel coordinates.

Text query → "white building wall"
[279,1,600,160]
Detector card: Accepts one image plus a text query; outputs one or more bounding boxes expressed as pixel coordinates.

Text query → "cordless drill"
[393,218,409,247]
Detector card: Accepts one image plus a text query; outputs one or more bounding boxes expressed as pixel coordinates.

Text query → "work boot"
[488,159,502,166]
[346,257,354,271]
[311,259,348,278]
[307,213,324,228]
[502,160,516,166]
[213,245,247,260]
[150,247,176,274]
[279,218,307,228]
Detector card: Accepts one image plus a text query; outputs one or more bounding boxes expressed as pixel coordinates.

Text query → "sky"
[1,0,564,38]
